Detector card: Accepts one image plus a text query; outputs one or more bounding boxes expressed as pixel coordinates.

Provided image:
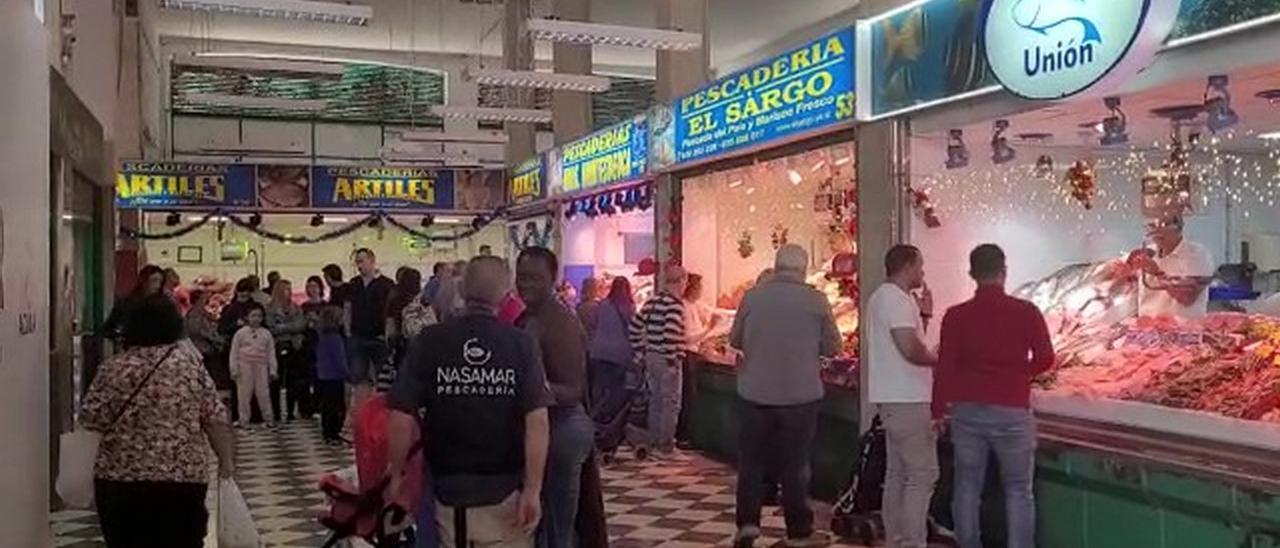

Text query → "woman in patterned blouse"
[80,295,235,547]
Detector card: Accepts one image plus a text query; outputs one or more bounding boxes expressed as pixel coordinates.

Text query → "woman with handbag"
[79,295,236,547]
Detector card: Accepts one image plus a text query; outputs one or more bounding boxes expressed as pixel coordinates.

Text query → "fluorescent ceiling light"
[525,18,702,51]
[1258,131,1280,140]
[435,217,465,225]
[430,105,552,124]
[161,0,372,26]
[466,67,611,93]
[173,53,346,75]
[183,92,329,111]
[1165,12,1280,49]
[190,52,445,76]
[187,215,230,222]
[391,129,509,144]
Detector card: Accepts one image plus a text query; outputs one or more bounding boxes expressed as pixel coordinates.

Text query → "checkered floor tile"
[54,421,868,548]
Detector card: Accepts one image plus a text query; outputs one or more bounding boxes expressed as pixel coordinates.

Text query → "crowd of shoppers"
[88,232,1052,548]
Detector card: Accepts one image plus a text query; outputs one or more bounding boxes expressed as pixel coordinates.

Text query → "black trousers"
[735,399,820,539]
[95,479,208,548]
[317,379,347,440]
[281,345,315,419]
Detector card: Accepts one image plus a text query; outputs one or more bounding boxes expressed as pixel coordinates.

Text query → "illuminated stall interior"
[141,212,505,296]
[560,187,657,303]
[909,63,1280,427]
[682,141,859,385]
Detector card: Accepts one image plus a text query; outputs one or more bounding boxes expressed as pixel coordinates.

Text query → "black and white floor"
[52,421,868,548]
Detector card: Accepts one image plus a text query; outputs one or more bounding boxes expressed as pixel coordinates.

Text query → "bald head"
[463,256,512,308]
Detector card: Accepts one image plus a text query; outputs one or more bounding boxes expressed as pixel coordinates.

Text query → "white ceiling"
[154,0,864,78]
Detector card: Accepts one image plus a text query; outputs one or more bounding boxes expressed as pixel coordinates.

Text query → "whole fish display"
[1016,258,1280,422]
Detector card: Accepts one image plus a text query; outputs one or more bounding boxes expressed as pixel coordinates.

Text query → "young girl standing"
[230,303,278,428]
[314,307,349,445]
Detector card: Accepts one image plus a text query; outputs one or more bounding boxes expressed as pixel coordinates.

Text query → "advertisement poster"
[673,28,856,165]
[115,162,255,208]
[456,170,507,211]
[509,156,547,205]
[310,166,456,210]
[559,116,649,195]
[256,165,311,209]
[647,104,676,171]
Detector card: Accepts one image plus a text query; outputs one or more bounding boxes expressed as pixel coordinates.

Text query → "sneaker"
[734,526,761,548]
[784,531,833,548]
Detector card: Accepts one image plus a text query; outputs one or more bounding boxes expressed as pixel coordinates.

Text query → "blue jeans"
[641,355,682,451]
[540,405,593,548]
[950,403,1037,548]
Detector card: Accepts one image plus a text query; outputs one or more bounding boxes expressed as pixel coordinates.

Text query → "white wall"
[0,1,52,544]
[561,209,655,276]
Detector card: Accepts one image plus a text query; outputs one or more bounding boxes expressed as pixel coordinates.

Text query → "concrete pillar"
[445,57,479,135]
[654,0,710,104]
[551,0,592,144]
[855,118,910,432]
[504,0,537,165]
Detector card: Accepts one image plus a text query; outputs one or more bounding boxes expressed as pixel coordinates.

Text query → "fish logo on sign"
[982,0,1176,100]
[462,338,492,366]
[1012,0,1102,78]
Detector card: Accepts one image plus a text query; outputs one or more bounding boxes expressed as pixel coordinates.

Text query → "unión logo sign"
[982,0,1179,100]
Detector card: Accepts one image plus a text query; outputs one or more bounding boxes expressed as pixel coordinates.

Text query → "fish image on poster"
[981,0,1180,100]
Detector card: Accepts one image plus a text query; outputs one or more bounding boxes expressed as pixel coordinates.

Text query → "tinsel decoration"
[1065,161,1097,210]
[122,209,506,243]
[770,223,789,249]
[906,186,942,228]
[119,210,222,240]
[736,230,755,258]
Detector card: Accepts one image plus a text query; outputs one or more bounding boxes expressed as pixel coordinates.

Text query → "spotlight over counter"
[991,120,1015,165]
[1100,97,1129,147]
[1204,75,1239,134]
[945,129,970,170]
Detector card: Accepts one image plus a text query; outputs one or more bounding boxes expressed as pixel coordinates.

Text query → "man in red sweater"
[932,244,1054,548]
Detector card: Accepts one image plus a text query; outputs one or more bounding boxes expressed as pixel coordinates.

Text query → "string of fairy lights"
[913,128,1280,227]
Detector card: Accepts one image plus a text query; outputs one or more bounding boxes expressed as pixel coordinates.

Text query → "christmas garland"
[118,210,222,240]
[120,209,506,243]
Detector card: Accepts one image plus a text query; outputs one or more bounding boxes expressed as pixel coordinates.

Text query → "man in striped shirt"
[628,265,689,457]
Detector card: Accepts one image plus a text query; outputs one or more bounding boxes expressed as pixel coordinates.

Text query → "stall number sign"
[510,157,546,205]
[559,117,648,194]
[674,28,855,165]
[982,0,1180,100]
[115,162,255,208]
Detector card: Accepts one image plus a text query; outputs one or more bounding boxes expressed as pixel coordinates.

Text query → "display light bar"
[161,0,372,26]
[390,129,509,144]
[1257,131,1280,141]
[183,92,329,111]
[525,18,702,51]
[173,53,346,75]
[429,105,553,124]
[467,67,612,93]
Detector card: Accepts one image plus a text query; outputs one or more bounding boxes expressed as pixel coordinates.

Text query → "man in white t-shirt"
[867,244,938,548]
[1133,216,1216,319]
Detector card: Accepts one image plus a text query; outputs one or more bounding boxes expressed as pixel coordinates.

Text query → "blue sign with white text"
[558,116,649,195]
[311,166,456,210]
[673,28,856,165]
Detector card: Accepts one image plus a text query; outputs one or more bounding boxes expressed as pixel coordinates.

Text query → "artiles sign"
[311,166,455,210]
[981,0,1180,100]
[116,162,255,208]
[509,156,546,205]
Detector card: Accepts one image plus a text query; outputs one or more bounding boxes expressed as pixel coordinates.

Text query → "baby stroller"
[320,396,426,548]
[830,415,956,547]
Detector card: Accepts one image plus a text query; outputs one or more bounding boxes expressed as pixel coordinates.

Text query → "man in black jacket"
[387,256,552,548]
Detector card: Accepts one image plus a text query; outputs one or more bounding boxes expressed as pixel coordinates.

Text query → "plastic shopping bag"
[55,429,102,509]
[218,478,262,548]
